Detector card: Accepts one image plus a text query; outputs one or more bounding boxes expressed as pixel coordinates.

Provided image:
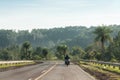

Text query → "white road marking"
[28,78,32,80]
[34,62,57,80]
[41,70,47,73]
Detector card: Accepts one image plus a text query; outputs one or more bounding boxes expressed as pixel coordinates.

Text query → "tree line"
[56,25,120,62]
[0,25,120,61]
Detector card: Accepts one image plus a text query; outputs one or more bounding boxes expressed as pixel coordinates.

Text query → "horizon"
[0,0,120,31]
[0,24,119,32]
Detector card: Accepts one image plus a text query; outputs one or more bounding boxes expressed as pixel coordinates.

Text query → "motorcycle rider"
[64,54,70,65]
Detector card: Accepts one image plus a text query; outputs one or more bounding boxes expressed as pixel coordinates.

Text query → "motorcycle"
[65,59,70,66]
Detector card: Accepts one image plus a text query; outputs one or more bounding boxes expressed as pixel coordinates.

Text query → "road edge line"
[78,66,96,80]
[34,62,57,80]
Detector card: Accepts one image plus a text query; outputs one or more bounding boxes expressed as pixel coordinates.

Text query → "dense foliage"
[0,25,120,61]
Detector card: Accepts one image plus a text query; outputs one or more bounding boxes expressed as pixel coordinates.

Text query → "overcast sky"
[0,0,120,31]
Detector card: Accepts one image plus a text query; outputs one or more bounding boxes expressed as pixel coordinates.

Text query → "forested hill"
[0,25,120,48]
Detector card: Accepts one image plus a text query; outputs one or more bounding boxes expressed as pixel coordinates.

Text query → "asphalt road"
[40,61,96,80]
[0,61,54,80]
[0,61,96,80]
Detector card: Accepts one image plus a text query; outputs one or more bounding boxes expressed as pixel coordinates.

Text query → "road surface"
[0,61,54,80]
[40,61,96,80]
[0,61,96,80]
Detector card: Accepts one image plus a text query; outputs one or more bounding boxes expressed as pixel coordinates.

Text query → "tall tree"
[107,31,120,61]
[42,48,48,60]
[93,26,112,52]
[21,41,31,59]
[56,44,68,58]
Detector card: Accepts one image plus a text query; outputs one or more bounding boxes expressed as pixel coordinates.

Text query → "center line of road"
[34,62,57,80]
[41,70,47,73]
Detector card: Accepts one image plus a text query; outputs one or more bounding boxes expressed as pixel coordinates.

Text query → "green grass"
[80,61,120,74]
[79,61,120,80]
[0,62,35,68]
[89,62,120,74]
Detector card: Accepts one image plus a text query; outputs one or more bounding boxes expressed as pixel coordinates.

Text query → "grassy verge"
[79,61,120,80]
[0,61,43,72]
[0,62,35,68]
[91,63,120,75]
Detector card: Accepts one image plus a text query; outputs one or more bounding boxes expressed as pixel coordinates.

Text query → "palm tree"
[22,41,31,59]
[93,26,112,52]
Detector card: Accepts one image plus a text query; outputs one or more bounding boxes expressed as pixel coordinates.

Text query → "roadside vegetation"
[79,61,120,80]
[0,61,35,68]
[0,61,36,72]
